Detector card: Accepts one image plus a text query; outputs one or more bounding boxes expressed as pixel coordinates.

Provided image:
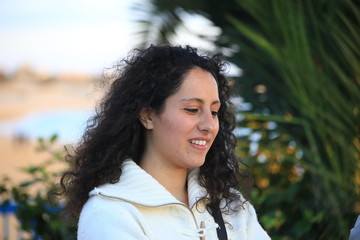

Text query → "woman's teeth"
[190,140,207,146]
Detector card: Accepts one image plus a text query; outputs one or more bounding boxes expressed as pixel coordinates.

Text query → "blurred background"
[0,0,359,239]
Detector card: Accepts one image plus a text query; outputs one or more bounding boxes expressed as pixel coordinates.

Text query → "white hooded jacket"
[78,160,270,240]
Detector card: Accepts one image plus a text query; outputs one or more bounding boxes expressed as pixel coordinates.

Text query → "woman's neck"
[139,159,189,205]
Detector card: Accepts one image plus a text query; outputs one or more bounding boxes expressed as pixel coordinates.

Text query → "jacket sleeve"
[246,203,271,240]
[78,200,149,240]
[350,215,360,240]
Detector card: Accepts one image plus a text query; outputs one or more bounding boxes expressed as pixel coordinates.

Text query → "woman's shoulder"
[224,189,271,239]
[78,196,149,239]
[224,194,254,219]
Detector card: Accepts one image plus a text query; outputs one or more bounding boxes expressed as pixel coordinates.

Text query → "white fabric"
[350,216,360,240]
[78,160,271,240]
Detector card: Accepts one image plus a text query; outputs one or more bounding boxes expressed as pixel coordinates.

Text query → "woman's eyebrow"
[180,97,220,105]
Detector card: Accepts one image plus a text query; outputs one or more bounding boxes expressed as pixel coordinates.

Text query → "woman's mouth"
[189,139,207,146]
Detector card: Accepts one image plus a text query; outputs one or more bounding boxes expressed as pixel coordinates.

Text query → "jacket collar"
[89,159,207,208]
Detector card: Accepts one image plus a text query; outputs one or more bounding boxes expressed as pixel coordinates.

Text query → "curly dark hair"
[60,45,251,222]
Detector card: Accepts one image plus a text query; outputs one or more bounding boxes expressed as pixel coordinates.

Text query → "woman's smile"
[188,138,210,150]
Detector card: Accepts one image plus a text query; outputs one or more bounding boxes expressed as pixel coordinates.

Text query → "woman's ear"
[139,107,154,130]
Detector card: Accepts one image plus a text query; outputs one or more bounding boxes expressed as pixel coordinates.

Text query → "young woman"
[60,45,270,239]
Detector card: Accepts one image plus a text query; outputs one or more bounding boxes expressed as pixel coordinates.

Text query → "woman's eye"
[211,111,219,117]
[184,108,198,113]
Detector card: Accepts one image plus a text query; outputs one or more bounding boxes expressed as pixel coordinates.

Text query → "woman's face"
[141,67,220,170]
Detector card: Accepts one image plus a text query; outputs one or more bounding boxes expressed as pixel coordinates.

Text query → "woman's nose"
[198,111,218,133]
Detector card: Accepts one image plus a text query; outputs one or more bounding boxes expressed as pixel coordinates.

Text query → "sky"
[0,0,223,76]
[0,0,140,75]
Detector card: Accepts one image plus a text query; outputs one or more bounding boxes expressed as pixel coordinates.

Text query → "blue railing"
[0,202,23,240]
[1,202,66,240]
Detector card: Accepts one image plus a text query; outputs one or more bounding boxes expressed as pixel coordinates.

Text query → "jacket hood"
[89,159,207,208]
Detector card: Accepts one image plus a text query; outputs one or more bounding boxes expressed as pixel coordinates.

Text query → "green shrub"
[0,135,76,240]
